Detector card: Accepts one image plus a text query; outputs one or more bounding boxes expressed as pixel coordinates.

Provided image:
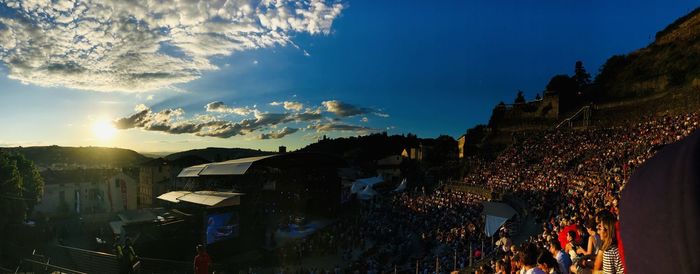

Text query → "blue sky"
[0,0,698,153]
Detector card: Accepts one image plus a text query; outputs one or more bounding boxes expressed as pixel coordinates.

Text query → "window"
[115,179,120,188]
[59,191,65,202]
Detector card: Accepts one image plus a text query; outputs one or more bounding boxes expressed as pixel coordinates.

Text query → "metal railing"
[556,105,592,129]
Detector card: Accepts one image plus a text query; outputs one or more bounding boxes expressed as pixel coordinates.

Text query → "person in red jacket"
[194,244,212,274]
[558,219,581,253]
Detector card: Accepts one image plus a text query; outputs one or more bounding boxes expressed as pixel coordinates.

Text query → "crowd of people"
[465,112,699,274]
[272,188,498,274]
[269,112,699,274]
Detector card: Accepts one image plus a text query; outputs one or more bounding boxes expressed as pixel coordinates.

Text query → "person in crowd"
[577,220,600,257]
[114,236,129,274]
[565,231,579,260]
[537,250,562,274]
[194,244,212,274]
[123,238,139,274]
[520,244,546,274]
[497,233,513,255]
[596,213,623,274]
[548,239,571,274]
[495,259,511,274]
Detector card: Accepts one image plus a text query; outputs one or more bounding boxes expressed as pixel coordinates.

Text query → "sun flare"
[92,120,117,141]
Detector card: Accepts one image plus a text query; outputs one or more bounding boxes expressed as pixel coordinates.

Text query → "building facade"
[138,159,172,208]
[35,169,138,217]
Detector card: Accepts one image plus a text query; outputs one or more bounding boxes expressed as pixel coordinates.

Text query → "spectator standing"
[123,238,139,274]
[194,244,212,274]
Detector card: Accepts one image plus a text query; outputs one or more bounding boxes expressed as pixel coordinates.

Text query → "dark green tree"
[514,90,526,104]
[573,61,591,89]
[546,75,577,93]
[546,75,578,112]
[0,152,25,262]
[9,154,44,213]
[0,153,24,225]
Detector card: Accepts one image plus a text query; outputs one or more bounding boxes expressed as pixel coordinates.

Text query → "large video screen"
[205,212,239,245]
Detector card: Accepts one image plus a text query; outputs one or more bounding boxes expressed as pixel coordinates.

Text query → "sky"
[0,0,698,153]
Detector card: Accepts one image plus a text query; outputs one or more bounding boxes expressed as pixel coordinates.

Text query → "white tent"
[358,185,379,200]
[350,176,383,194]
[392,178,407,192]
[481,201,518,237]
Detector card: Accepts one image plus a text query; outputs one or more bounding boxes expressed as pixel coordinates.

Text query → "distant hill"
[299,133,457,165]
[0,146,152,169]
[595,6,700,102]
[299,133,419,162]
[164,147,275,162]
[469,7,700,156]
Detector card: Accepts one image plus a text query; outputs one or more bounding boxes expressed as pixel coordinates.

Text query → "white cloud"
[0,0,344,92]
[310,122,376,133]
[322,100,371,117]
[116,101,324,139]
[258,127,299,139]
[205,101,254,116]
[270,100,303,111]
[113,97,388,140]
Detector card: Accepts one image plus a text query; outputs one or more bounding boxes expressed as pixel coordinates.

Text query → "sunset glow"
[91,120,117,141]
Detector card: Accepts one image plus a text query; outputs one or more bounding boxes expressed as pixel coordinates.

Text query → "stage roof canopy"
[177,155,276,177]
[157,191,244,208]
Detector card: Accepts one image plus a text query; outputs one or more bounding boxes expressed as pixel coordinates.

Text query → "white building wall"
[35,172,137,217]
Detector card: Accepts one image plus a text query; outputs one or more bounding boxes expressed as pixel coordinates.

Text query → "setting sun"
[92,120,117,140]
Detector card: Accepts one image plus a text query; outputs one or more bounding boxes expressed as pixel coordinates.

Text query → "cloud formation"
[0,0,344,92]
[205,101,254,116]
[114,103,325,138]
[270,101,304,111]
[113,99,386,140]
[258,127,299,139]
[310,123,376,133]
[322,100,388,118]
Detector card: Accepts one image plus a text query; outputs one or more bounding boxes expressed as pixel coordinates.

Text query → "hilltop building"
[376,154,402,182]
[401,145,424,161]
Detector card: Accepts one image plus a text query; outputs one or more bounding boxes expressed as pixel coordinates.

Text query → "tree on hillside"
[546,75,578,112]
[594,55,631,93]
[0,152,44,258]
[0,153,24,226]
[514,90,526,104]
[546,75,577,93]
[573,61,591,90]
[9,154,44,213]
